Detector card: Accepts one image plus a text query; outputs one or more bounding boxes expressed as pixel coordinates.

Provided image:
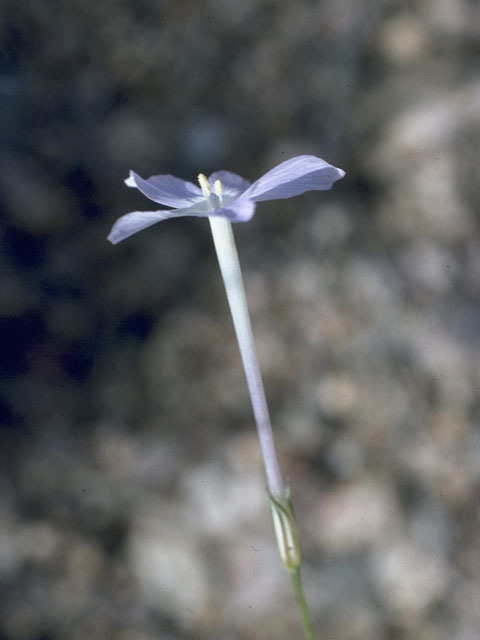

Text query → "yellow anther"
[197,173,211,197]
[213,179,223,197]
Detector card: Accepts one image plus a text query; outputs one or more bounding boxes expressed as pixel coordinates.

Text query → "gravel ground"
[1,1,479,638]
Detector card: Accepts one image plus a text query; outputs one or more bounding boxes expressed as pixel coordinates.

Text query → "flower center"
[198,174,223,208]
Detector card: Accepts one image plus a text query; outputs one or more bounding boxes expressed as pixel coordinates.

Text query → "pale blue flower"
[108,155,345,244]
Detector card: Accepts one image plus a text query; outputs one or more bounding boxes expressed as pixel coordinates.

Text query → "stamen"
[213,179,223,197]
[197,173,211,197]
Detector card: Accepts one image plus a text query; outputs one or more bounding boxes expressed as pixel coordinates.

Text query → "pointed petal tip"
[107,231,119,244]
[124,172,135,187]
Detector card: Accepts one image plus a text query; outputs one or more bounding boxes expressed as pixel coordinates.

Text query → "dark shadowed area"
[1,1,479,639]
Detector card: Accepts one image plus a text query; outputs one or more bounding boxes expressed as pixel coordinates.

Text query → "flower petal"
[241,155,345,202]
[214,197,256,223]
[107,200,212,244]
[208,170,250,197]
[125,171,203,207]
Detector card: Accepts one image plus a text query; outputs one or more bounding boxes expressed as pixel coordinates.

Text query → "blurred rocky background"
[1,0,479,638]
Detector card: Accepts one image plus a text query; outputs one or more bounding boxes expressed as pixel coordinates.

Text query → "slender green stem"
[291,568,315,640]
[208,214,315,639]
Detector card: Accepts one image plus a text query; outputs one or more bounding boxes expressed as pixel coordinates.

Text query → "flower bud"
[268,487,302,571]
